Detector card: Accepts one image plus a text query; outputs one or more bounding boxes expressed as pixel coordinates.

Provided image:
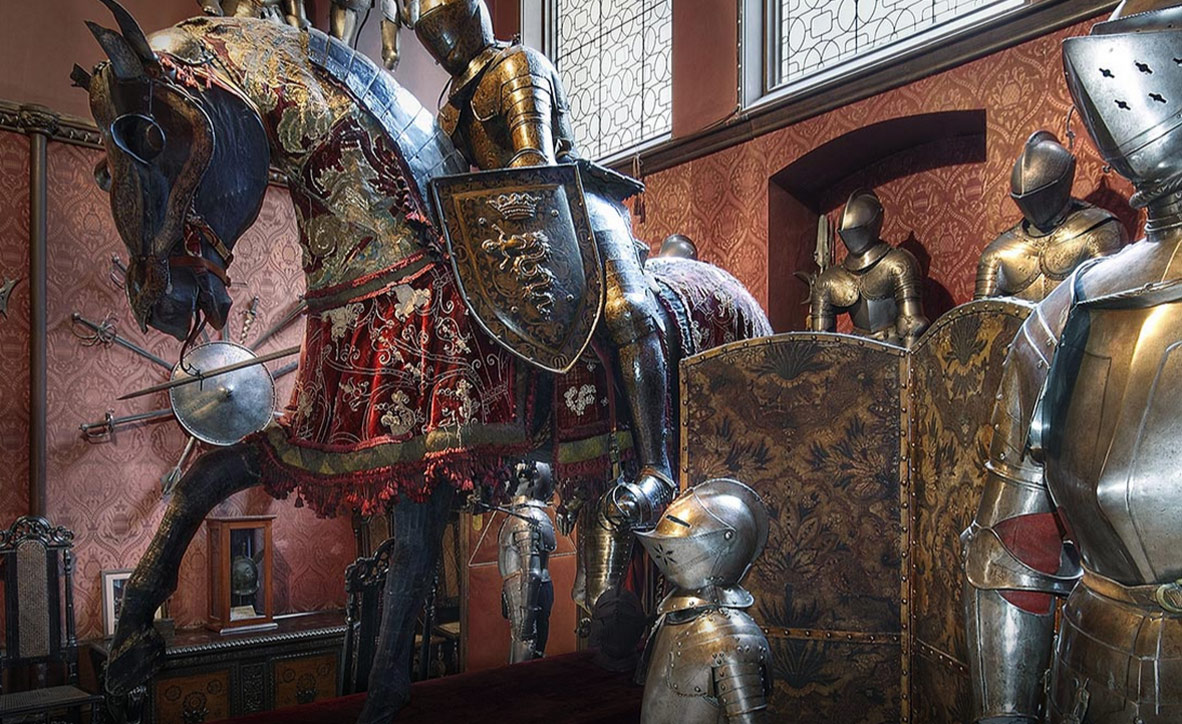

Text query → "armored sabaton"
[975,131,1125,302]
[636,479,772,724]
[809,188,929,348]
[962,3,1182,721]
[497,462,557,663]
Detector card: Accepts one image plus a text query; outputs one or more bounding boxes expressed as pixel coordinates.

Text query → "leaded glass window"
[772,0,1021,90]
[550,0,673,161]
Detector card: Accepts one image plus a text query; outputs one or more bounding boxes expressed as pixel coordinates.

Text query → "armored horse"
[78,3,770,721]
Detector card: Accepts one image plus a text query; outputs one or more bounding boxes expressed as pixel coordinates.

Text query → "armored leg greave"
[356,483,455,724]
[106,444,263,695]
[574,497,634,621]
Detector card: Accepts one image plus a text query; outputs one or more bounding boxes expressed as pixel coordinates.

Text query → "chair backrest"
[340,536,395,695]
[0,516,78,689]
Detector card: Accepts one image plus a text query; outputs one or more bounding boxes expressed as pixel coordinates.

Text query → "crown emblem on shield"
[487,192,540,221]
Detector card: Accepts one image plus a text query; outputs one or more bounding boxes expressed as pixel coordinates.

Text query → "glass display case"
[206,515,277,634]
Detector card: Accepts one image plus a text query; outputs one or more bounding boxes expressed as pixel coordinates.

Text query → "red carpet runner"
[216,652,642,723]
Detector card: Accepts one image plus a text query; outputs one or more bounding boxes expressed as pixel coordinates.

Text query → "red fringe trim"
[255,437,535,518]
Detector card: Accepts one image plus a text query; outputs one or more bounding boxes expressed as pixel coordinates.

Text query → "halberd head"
[838,188,885,255]
[1062,1,1182,207]
[411,0,495,76]
[82,0,269,339]
[1010,131,1076,232]
[635,478,768,592]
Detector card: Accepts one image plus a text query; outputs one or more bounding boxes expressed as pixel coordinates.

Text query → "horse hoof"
[106,626,166,696]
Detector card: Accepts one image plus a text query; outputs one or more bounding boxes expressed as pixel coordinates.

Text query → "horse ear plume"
[86,21,146,80]
[94,0,157,66]
[70,64,93,91]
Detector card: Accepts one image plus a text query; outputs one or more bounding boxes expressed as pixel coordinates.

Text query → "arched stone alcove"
[767,110,987,332]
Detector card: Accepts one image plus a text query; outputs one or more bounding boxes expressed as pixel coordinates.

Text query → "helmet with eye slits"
[411,0,494,76]
[635,478,768,591]
[1062,1,1182,207]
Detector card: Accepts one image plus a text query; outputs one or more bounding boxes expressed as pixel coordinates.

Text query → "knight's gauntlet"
[608,472,676,530]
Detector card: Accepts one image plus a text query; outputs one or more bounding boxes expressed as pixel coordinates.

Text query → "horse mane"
[157,17,466,229]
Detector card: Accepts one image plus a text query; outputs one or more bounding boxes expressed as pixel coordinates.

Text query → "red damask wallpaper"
[0,131,30,523]
[0,140,354,639]
[632,17,1143,326]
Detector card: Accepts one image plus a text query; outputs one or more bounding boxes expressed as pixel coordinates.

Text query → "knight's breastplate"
[1044,296,1182,584]
[641,608,769,724]
[848,263,900,334]
[992,208,1121,301]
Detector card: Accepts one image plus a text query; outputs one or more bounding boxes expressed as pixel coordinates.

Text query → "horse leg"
[357,483,454,723]
[106,443,262,695]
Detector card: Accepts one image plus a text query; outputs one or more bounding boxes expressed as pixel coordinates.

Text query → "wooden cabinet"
[91,611,345,724]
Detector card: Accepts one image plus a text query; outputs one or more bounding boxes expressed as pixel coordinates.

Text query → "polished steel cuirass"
[640,607,771,724]
[975,203,1124,302]
[1043,296,1182,584]
[811,245,924,345]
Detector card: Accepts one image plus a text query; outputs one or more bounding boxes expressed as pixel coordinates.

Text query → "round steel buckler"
[1153,580,1182,614]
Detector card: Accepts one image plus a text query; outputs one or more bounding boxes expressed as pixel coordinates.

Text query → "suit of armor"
[975,131,1125,301]
[809,189,929,347]
[963,4,1182,721]
[411,0,676,530]
[636,479,772,724]
[497,462,557,663]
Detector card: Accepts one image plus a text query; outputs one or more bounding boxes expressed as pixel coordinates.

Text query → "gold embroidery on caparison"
[181,17,427,292]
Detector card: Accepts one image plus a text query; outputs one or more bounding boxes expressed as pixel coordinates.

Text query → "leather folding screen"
[679,299,1031,723]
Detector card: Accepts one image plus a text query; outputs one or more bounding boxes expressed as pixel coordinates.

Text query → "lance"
[72,312,173,370]
[117,344,302,401]
[250,299,307,351]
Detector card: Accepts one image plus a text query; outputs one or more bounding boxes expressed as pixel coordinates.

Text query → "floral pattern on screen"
[777,0,1016,88]
[553,0,672,160]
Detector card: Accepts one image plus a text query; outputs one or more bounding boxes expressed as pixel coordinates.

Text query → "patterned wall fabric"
[0,140,355,639]
[0,131,30,525]
[632,16,1142,323]
[679,299,1030,722]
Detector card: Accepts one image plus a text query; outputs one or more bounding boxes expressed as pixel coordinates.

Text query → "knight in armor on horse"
[408,0,678,530]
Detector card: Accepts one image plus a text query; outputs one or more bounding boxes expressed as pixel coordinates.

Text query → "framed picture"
[101,568,133,638]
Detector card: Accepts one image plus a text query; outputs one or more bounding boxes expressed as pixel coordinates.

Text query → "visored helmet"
[1062,2,1182,207]
[838,188,884,255]
[507,460,554,502]
[635,478,768,591]
[1010,131,1076,231]
[412,0,494,76]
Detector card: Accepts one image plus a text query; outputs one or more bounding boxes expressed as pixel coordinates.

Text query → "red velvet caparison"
[215,652,642,724]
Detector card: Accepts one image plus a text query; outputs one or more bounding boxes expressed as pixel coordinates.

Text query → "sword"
[71,313,173,371]
[117,344,302,401]
[250,299,306,350]
[80,407,175,441]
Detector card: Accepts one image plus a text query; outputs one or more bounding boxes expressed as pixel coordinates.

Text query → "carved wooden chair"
[339,535,394,696]
[0,516,103,723]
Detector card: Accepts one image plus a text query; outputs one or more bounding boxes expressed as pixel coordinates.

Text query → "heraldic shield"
[430,165,605,374]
